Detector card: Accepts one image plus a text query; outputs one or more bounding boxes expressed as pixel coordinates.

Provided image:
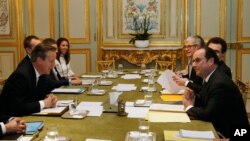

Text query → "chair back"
[155,60,175,71]
[236,79,249,105]
[96,60,115,72]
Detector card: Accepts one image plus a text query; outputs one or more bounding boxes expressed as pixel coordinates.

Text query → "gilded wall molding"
[236,48,250,80]
[70,48,91,72]
[0,50,16,73]
[227,43,243,49]
[237,0,250,42]
[62,0,90,44]
[28,0,55,38]
[105,0,115,38]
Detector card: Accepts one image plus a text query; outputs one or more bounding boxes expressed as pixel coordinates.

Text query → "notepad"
[51,88,85,94]
[160,95,183,101]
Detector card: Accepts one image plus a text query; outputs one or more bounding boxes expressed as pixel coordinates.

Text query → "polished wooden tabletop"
[23,71,218,141]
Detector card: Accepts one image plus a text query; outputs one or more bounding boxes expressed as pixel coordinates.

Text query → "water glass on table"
[138,119,150,140]
[45,126,59,141]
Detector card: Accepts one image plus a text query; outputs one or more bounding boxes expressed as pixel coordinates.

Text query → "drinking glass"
[141,64,146,70]
[138,119,150,139]
[69,96,78,116]
[45,126,59,141]
[118,63,123,72]
[91,79,98,93]
[144,91,153,105]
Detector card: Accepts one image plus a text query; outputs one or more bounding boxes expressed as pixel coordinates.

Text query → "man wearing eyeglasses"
[173,35,204,93]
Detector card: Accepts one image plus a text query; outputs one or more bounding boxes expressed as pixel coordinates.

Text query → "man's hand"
[5,117,26,134]
[172,75,189,86]
[182,88,195,109]
[44,94,57,108]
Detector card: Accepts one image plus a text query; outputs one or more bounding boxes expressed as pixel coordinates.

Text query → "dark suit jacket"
[0,57,62,116]
[187,68,249,138]
[218,60,232,78]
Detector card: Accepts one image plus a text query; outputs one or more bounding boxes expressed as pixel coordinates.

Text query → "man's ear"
[208,58,214,66]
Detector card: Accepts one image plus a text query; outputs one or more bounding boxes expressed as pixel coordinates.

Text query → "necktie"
[188,60,192,78]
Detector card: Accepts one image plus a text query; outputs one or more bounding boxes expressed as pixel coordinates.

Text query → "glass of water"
[69,96,78,116]
[45,126,59,141]
[118,63,123,72]
[138,119,150,140]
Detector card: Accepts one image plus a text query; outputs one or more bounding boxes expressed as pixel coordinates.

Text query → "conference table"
[23,70,219,141]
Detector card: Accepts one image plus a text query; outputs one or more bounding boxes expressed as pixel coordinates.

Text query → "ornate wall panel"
[0,51,14,79]
[237,0,250,42]
[28,0,55,38]
[70,48,91,74]
[62,0,90,44]
[236,48,250,82]
[100,0,184,47]
[195,0,226,40]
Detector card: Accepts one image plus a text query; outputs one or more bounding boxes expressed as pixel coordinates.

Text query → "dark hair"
[194,35,206,47]
[56,37,70,64]
[42,38,57,46]
[23,35,39,49]
[202,46,220,64]
[206,37,227,53]
[30,43,57,62]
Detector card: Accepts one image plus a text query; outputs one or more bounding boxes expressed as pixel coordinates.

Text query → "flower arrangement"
[124,0,159,45]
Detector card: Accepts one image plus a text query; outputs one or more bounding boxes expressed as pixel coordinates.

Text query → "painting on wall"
[122,0,160,34]
[0,0,10,35]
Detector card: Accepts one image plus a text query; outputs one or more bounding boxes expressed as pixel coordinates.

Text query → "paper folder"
[160,94,183,101]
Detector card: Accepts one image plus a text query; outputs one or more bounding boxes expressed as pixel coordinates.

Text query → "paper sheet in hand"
[52,88,85,94]
[179,129,215,140]
[146,111,190,122]
[157,70,184,93]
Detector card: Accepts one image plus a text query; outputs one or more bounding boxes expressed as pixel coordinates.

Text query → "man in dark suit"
[183,47,248,138]
[207,37,232,78]
[0,114,26,136]
[0,43,58,116]
[173,35,203,93]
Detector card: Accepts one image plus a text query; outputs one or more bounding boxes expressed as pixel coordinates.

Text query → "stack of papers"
[112,84,137,91]
[76,102,103,117]
[125,106,149,118]
[51,88,85,94]
[121,74,141,79]
[149,104,184,112]
[179,129,215,140]
[81,74,101,78]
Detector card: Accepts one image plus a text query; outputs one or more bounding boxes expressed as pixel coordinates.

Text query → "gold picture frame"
[0,0,11,35]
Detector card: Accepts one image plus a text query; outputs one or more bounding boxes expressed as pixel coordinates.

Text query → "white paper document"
[56,100,74,107]
[179,129,215,140]
[125,106,149,118]
[40,107,66,113]
[81,74,102,78]
[149,104,185,112]
[77,102,103,116]
[112,84,137,91]
[146,111,191,122]
[121,74,141,79]
[51,88,85,94]
[157,70,185,93]
[86,139,111,141]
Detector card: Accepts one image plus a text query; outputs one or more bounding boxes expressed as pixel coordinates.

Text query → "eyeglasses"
[183,45,196,49]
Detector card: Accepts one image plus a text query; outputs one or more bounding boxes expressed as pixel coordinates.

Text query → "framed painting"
[120,0,161,34]
[0,0,11,35]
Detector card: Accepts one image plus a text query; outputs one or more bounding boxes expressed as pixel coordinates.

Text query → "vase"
[135,40,149,48]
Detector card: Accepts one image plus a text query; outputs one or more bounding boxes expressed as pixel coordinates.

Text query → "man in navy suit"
[0,43,58,116]
[183,47,248,138]
[207,37,232,78]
